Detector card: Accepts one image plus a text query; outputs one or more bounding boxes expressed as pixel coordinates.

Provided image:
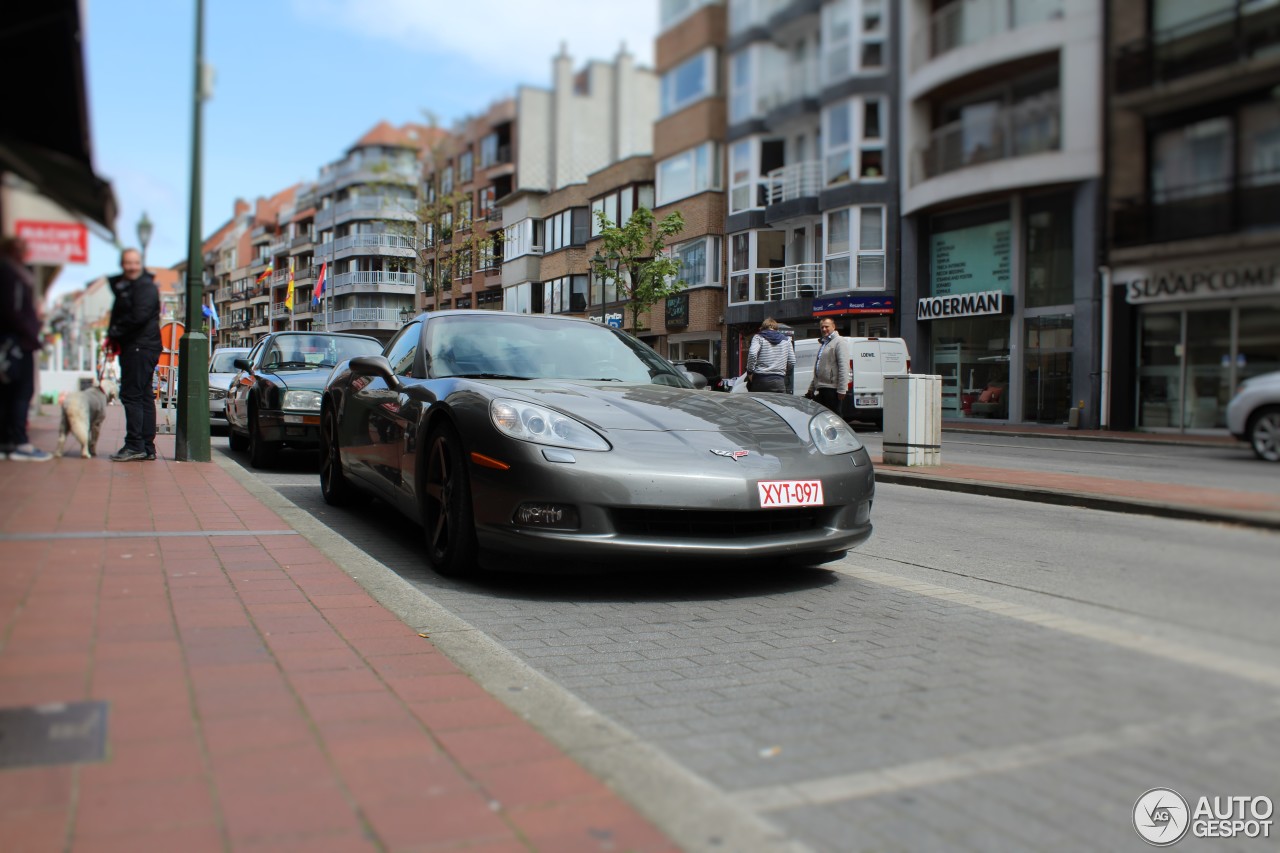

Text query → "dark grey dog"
[57,379,119,458]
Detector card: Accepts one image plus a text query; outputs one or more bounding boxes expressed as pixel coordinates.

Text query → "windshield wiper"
[271,361,313,370]
[450,373,531,380]
[576,377,625,382]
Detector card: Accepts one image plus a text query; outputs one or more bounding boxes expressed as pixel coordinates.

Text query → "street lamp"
[136,211,153,268]
[400,304,415,325]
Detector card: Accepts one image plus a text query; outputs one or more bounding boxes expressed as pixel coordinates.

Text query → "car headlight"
[809,411,863,455]
[281,390,322,412]
[209,388,226,401]
[490,399,610,451]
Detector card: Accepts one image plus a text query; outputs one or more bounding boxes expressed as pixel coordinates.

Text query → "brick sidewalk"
[0,405,678,852]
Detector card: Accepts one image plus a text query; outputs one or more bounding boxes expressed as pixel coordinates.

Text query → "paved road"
[218,433,1280,852]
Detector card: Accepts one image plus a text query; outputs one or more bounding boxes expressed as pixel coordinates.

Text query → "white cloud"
[292,0,657,87]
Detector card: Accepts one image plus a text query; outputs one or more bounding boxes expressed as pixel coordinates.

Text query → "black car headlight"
[490,399,610,451]
[281,390,322,412]
[809,411,863,455]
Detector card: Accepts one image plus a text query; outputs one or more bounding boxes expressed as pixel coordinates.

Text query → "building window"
[670,236,721,288]
[822,0,886,83]
[503,219,544,258]
[440,167,453,196]
[728,229,785,304]
[480,134,499,168]
[657,143,722,206]
[824,206,885,292]
[503,282,542,314]
[824,97,886,185]
[458,151,474,184]
[661,48,717,117]
[1024,193,1073,308]
[590,270,619,307]
[590,185,654,235]
[542,274,589,313]
[545,208,588,252]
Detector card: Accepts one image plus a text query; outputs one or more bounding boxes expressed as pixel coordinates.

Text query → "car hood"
[262,369,332,392]
[209,371,239,390]
[492,380,818,435]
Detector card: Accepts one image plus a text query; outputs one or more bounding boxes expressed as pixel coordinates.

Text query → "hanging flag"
[313,262,327,304]
[285,259,295,312]
[255,261,273,284]
[202,297,221,330]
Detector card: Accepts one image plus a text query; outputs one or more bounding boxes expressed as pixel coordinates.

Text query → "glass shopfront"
[922,193,1078,423]
[1136,301,1280,430]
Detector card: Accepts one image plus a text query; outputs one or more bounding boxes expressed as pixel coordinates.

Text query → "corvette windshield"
[426,314,690,386]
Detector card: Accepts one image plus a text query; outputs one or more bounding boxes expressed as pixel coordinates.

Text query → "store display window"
[932,316,1010,419]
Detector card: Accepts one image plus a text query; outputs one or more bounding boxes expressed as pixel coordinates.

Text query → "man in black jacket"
[106,248,162,461]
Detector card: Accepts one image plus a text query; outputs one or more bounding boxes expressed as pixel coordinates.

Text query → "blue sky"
[62,0,658,299]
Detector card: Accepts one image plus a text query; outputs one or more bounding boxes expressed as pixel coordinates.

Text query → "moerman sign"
[1117,259,1280,304]
[917,290,1005,320]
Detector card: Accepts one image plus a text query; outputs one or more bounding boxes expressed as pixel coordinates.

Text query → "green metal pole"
[176,0,210,461]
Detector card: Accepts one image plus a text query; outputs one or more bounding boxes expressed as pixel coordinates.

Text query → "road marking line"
[0,530,299,541]
[835,564,1280,689]
[736,697,1280,812]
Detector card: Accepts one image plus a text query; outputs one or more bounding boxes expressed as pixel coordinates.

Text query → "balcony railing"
[767,161,824,205]
[317,308,407,327]
[332,270,419,290]
[272,301,289,316]
[913,0,1064,67]
[918,90,1060,181]
[768,263,823,301]
[757,55,820,115]
[331,196,417,221]
[291,232,314,249]
[1112,171,1280,247]
[332,233,416,253]
[480,144,512,169]
[728,0,789,35]
[1114,2,1280,94]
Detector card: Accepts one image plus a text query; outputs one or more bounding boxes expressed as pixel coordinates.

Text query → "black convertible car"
[321,311,875,575]
[226,331,383,468]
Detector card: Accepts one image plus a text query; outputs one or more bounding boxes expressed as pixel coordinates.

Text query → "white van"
[793,336,911,425]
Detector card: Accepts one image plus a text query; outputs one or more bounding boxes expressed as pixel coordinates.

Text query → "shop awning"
[0,3,117,238]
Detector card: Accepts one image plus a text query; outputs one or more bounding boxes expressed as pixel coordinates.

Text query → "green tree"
[589,207,686,335]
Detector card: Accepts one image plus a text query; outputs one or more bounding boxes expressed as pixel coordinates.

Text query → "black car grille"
[612,507,825,539]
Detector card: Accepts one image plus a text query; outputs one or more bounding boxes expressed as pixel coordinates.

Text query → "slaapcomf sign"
[1115,257,1280,304]
[917,290,1005,320]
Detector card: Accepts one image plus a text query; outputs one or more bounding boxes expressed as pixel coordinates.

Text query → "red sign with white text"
[16,220,89,264]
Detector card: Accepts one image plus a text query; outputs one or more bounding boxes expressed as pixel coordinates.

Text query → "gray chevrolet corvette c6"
[321,310,875,576]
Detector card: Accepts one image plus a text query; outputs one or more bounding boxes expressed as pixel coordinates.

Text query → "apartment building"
[646,0,731,365]
[421,99,516,314]
[1106,0,1280,433]
[898,0,1102,426]
[497,48,659,324]
[312,122,443,341]
[723,0,898,372]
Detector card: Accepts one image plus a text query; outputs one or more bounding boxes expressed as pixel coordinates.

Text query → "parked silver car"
[208,347,251,426]
[1227,370,1280,462]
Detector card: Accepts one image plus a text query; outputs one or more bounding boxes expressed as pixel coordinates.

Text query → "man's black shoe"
[110,449,148,462]
[145,452,157,461]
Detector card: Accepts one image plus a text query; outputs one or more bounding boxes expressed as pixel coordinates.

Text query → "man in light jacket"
[746,317,794,393]
[807,317,850,415]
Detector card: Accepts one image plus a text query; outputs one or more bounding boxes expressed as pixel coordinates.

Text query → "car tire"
[320,405,356,506]
[228,426,248,452]
[420,422,478,577]
[1247,406,1280,462]
[248,405,277,469]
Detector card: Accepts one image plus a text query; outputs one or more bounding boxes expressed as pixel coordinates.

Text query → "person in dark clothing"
[0,236,51,461]
[106,248,162,461]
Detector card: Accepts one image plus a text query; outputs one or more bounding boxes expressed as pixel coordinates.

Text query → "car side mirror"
[233,358,250,370]
[350,355,404,392]
[681,369,708,390]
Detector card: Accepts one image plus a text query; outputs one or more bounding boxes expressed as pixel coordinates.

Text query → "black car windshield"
[261,334,382,371]
[209,351,246,373]
[426,314,691,387]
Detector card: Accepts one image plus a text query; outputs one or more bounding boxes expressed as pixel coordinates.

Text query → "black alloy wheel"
[1249,406,1280,462]
[320,405,355,505]
[421,423,478,576]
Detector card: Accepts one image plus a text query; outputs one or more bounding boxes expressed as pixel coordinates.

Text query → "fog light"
[514,503,579,529]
